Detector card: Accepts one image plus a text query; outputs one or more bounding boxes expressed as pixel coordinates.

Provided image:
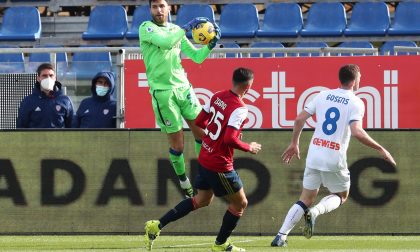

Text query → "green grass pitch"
[1,235,420,251]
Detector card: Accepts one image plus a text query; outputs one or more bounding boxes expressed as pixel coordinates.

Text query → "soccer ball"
[192,21,216,45]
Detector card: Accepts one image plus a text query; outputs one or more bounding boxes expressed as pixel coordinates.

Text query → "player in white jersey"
[271,64,396,247]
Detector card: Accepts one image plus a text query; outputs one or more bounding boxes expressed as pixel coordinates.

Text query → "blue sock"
[159,198,194,228]
[215,210,240,245]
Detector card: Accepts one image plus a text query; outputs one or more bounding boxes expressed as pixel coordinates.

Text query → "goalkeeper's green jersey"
[139,21,211,91]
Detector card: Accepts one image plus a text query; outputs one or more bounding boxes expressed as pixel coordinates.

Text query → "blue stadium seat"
[219,4,259,38]
[0,46,25,73]
[126,5,172,39]
[256,3,302,37]
[175,4,215,38]
[0,7,41,41]
[344,2,390,36]
[338,41,374,56]
[294,42,328,57]
[387,2,420,36]
[300,2,346,37]
[338,41,374,48]
[82,5,128,40]
[220,43,241,58]
[28,47,68,76]
[126,6,149,39]
[67,47,112,79]
[380,41,417,56]
[250,42,284,58]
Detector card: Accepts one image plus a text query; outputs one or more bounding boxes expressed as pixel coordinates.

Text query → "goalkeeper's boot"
[303,208,316,239]
[271,234,288,247]
[211,240,246,251]
[180,178,194,198]
[144,220,161,251]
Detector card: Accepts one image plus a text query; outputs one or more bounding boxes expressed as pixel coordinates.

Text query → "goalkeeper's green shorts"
[151,85,202,133]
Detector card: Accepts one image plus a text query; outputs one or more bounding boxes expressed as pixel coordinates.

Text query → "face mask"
[40,78,55,91]
[96,86,109,96]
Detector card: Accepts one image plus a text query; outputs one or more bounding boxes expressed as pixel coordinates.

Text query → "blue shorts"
[194,163,243,197]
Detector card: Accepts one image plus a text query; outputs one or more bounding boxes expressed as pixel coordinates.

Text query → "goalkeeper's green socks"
[169,148,186,178]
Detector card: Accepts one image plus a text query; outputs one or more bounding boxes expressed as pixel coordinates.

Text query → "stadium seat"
[219,43,241,58]
[175,4,215,38]
[300,2,346,37]
[387,2,420,36]
[294,42,328,57]
[250,42,284,58]
[126,5,172,39]
[0,7,41,41]
[67,46,112,79]
[126,6,150,39]
[344,2,390,36]
[256,3,302,37]
[82,5,128,40]
[380,41,417,56]
[219,4,259,38]
[0,46,25,73]
[28,46,68,76]
[338,41,374,56]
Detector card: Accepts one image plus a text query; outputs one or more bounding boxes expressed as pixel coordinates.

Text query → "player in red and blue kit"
[144,68,262,252]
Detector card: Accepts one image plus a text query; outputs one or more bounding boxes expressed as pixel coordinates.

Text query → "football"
[192,21,216,45]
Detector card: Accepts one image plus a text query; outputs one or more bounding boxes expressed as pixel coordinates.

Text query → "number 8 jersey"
[197,90,249,172]
[305,88,365,172]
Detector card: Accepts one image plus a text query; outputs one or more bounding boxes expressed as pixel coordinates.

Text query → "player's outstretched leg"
[144,220,161,251]
[303,209,316,239]
[271,234,288,247]
[212,240,245,252]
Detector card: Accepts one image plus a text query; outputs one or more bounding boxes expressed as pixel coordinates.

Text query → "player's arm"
[224,107,261,154]
[139,22,185,50]
[195,109,209,129]
[181,37,211,64]
[350,120,396,166]
[224,127,260,154]
[282,110,312,164]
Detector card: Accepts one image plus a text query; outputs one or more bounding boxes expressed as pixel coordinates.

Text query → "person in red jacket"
[143,67,262,252]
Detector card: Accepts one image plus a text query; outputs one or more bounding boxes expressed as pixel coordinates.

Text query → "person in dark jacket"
[16,63,74,128]
[73,71,116,128]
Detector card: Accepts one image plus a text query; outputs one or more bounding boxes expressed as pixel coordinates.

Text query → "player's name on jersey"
[214,97,227,110]
[326,94,349,105]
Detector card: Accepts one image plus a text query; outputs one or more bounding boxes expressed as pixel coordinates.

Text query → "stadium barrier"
[0,129,418,235]
[3,46,412,129]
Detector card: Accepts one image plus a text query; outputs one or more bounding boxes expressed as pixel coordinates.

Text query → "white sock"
[179,177,191,189]
[277,203,306,239]
[311,194,341,219]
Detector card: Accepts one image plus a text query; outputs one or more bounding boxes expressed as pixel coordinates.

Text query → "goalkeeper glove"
[207,22,221,50]
[181,17,209,32]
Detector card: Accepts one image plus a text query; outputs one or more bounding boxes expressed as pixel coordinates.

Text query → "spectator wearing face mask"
[16,63,74,128]
[73,71,116,128]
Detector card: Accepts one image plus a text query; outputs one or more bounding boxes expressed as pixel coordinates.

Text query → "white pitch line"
[161,239,254,248]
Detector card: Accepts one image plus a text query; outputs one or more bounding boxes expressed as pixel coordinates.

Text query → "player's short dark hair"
[36,63,55,76]
[232,67,254,86]
[149,0,168,6]
[339,64,360,86]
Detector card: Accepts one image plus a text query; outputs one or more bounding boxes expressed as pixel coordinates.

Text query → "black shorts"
[194,163,243,197]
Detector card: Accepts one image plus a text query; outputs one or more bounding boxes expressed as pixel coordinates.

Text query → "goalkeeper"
[139,0,221,198]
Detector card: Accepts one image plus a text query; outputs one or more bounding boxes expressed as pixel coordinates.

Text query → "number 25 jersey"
[198,90,248,172]
[305,88,365,172]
